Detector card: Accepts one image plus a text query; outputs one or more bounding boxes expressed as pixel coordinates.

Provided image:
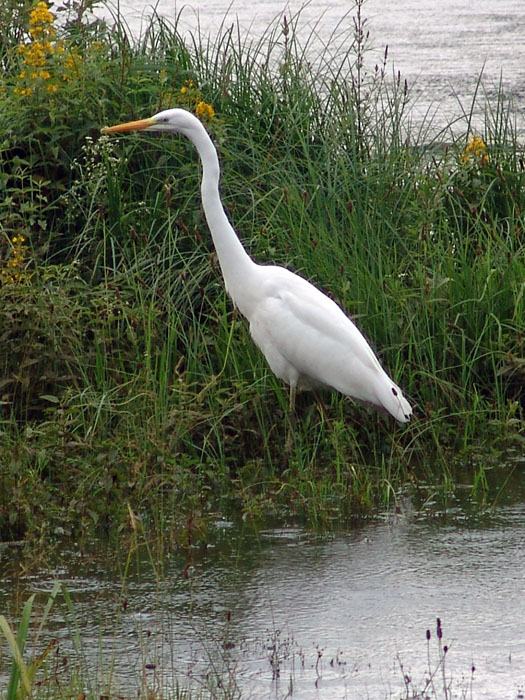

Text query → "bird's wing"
[249,268,386,399]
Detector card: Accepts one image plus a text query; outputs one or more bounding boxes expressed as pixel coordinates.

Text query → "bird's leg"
[285,384,297,453]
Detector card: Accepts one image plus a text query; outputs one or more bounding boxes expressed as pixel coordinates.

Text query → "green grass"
[0,582,62,700]
[0,0,523,542]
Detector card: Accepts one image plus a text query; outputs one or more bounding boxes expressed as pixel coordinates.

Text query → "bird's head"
[102,108,201,137]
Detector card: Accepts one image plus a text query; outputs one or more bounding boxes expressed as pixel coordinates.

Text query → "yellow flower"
[13,3,63,98]
[29,2,54,27]
[461,134,489,167]
[1,234,29,284]
[14,86,33,97]
[465,135,485,155]
[21,41,48,67]
[195,101,215,121]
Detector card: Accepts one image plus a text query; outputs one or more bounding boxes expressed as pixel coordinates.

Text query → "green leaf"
[0,593,35,700]
[39,394,60,403]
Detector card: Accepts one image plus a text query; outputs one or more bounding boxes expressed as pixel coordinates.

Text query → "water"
[102,0,525,134]
[2,488,524,699]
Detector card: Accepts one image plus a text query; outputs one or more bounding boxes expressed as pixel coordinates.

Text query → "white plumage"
[103,108,412,424]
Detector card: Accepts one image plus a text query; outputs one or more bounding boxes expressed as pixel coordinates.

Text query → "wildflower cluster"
[195,100,215,121]
[62,134,123,221]
[1,235,30,284]
[460,134,489,167]
[177,78,215,121]
[15,2,58,96]
[13,1,87,99]
[28,0,55,35]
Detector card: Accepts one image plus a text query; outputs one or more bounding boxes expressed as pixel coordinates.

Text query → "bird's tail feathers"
[373,374,412,423]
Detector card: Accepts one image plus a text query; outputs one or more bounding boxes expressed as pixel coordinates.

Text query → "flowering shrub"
[11,1,101,100]
[0,0,118,267]
[1,234,30,284]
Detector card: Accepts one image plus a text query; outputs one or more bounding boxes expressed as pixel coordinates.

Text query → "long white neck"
[185,121,258,314]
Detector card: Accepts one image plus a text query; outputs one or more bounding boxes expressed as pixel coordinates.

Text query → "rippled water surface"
[102,0,525,133]
[2,486,524,699]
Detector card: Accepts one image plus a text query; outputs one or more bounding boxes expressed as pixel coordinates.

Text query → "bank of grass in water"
[0,0,523,543]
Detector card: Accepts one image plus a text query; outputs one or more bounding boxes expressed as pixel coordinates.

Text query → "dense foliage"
[0,0,523,542]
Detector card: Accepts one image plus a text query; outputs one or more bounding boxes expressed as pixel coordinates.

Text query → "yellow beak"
[101,117,156,134]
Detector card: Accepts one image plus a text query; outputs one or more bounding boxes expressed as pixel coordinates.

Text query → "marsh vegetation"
[0,0,523,579]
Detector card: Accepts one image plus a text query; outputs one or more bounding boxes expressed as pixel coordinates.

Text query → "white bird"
[102,108,412,426]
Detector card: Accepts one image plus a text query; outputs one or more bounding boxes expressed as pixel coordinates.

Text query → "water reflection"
[1,496,524,699]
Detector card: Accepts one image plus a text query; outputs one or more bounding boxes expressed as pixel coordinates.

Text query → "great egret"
[102,108,412,425]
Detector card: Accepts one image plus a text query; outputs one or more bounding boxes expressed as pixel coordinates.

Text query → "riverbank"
[0,0,523,545]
